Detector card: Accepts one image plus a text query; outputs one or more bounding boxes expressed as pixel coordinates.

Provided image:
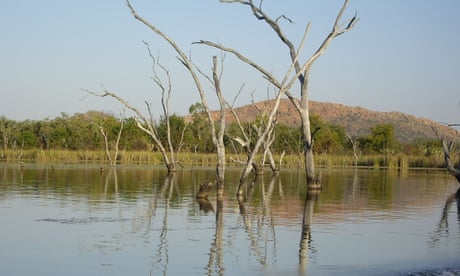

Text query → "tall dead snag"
[84,45,183,174]
[210,55,229,191]
[126,1,228,189]
[197,17,317,195]
[214,0,358,188]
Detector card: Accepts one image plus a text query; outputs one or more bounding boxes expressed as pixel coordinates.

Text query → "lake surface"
[0,164,459,275]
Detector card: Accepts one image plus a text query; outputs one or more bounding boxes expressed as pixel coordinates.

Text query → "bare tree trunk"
[97,112,124,167]
[99,126,112,165]
[300,106,316,185]
[211,56,228,192]
[346,131,360,167]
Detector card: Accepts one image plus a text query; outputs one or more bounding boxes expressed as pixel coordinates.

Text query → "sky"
[1,0,459,126]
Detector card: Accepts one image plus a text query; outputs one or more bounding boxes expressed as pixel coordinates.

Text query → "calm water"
[0,164,459,275]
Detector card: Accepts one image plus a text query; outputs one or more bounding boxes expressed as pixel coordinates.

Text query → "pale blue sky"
[1,0,459,126]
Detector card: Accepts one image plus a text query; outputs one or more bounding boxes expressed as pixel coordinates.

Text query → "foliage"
[359,124,398,154]
[1,110,456,165]
[187,106,214,153]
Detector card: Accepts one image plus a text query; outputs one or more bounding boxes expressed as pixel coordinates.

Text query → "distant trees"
[0,112,150,152]
[359,124,398,154]
[1,111,453,169]
[188,103,214,153]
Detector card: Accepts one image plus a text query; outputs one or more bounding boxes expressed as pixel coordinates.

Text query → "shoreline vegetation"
[0,149,449,171]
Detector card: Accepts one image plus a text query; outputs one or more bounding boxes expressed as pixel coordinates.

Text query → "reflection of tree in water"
[206,195,224,275]
[152,173,178,274]
[103,167,118,196]
[299,188,320,275]
[127,173,178,275]
[430,186,460,244]
[201,174,282,271]
[237,175,279,266]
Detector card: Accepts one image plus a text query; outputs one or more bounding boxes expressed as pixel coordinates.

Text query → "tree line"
[0,110,442,158]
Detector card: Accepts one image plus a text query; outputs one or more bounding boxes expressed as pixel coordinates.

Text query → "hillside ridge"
[206,99,458,143]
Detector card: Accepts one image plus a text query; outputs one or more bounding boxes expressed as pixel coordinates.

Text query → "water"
[0,164,459,275]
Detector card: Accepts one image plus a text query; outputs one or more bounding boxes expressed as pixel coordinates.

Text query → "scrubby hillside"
[208,99,458,144]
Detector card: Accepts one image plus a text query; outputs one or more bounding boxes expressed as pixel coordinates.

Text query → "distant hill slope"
[207,99,458,144]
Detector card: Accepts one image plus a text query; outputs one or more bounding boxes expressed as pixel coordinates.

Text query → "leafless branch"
[126,0,215,133]
[276,15,293,24]
[193,40,281,88]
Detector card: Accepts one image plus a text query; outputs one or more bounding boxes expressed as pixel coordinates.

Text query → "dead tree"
[202,0,358,188]
[432,125,460,183]
[230,98,283,175]
[252,98,284,175]
[440,137,460,183]
[198,20,321,194]
[125,1,231,189]
[346,131,360,167]
[84,45,185,174]
[95,111,124,167]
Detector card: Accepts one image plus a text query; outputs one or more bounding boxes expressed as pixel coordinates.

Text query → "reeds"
[0,149,450,169]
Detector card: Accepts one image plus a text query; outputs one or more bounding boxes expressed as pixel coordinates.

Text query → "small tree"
[346,131,360,167]
[93,111,125,166]
[368,124,397,154]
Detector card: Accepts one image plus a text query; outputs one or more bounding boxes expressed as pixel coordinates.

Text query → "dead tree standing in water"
[85,44,185,174]
[205,0,358,188]
[125,1,230,189]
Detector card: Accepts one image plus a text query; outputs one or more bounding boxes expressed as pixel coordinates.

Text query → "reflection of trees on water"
[206,195,224,275]
[430,186,460,244]
[299,188,320,275]
[102,167,125,233]
[103,167,118,196]
[151,173,177,275]
[127,172,178,275]
[237,175,279,266]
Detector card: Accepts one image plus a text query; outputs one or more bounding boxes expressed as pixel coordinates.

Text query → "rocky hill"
[207,99,458,144]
